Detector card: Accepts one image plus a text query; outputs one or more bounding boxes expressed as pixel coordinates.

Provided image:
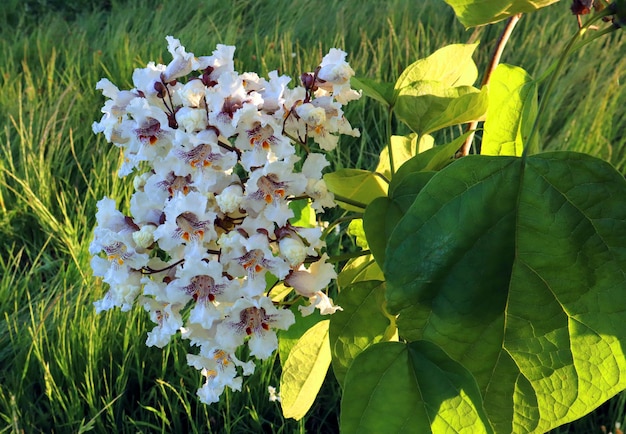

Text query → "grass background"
[1,0,625,432]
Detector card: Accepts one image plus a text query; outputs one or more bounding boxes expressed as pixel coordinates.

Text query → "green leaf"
[389,132,471,197]
[394,44,479,96]
[385,152,626,432]
[482,64,537,156]
[395,84,488,136]
[390,171,436,212]
[443,0,560,27]
[288,198,317,228]
[347,219,368,249]
[329,281,395,386]
[351,76,395,107]
[363,197,404,267]
[337,254,384,289]
[340,341,493,434]
[375,134,434,181]
[323,169,387,211]
[280,319,331,420]
[278,305,324,366]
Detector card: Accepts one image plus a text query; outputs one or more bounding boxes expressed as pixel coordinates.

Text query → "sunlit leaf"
[376,134,434,181]
[324,169,388,212]
[337,254,384,289]
[278,305,324,366]
[482,64,537,156]
[443,0,560,27]
[288,198,317,228]
[394,43,479,95]
[395,84,488,136]
[280,320,331,420]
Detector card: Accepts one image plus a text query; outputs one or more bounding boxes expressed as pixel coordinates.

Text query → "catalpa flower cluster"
[89,36,360,404]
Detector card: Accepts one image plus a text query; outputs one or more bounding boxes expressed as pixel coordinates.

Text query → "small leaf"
[395,84,488,136]
[394,44,479,95]
[280,320,331,420]
[269,282,292,303]
[347,219,368,249]
[443,0,560,27]
[329,281,395,386]
[324,169,387,211]
[389,132,471,197]
[340,341,493,434]
[288,199,317,228]
[482,64,537,156]
[351,76,394,107]
[337,254,384,289]
[375,134,434,181]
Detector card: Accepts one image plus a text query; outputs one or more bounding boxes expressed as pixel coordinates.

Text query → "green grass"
[1,0,625,432]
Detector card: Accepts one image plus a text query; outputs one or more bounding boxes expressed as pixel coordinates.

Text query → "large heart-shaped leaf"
[340,341,493,434]
[384,152,626,432]
[443,0,560,27]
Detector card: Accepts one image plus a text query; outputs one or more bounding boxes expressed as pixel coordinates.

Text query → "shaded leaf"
[340,341,493,434]
[329,281,395,386]
[363,197,404,267]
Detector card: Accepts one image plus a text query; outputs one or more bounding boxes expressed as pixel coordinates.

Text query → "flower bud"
[216,185,244,214]
[279,236,307,267]
[132,225,156,249]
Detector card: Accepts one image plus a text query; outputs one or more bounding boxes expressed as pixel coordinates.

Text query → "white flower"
[268,385,281,402]
[163,35,195,82]
[285,253,336,297]
[143,299,184,348]
[216,296,295,358]
[299,291,343,316]
[91,38,363,406]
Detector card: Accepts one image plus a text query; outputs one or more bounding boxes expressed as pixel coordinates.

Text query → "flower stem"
[459,13,522,157]
[327,249,371,263]
[333,194,367,210]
